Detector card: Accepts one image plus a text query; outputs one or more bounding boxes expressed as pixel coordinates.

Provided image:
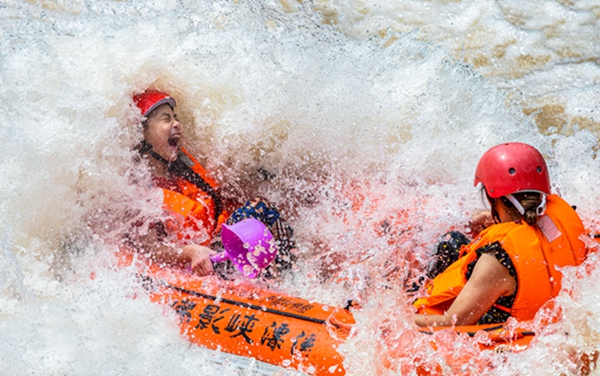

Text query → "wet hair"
[487,191,543,225]
[501,192,544,225]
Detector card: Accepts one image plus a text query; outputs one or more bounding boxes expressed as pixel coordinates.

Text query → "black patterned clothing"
[212,197,297,279]
[465,242,517,324]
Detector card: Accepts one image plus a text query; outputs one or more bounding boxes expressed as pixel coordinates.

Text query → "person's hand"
[183,244,216,276]
[468,210,494,236]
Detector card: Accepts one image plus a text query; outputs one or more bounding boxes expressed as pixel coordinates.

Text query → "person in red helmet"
[413,142,588,327]
[126,89,296,278]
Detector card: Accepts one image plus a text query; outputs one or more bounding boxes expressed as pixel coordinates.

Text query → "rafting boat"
[131,256,541,376]
[140,264,354,376]
[119,223,598,375]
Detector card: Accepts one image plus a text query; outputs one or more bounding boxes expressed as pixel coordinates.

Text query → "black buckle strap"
[140,142,224,224]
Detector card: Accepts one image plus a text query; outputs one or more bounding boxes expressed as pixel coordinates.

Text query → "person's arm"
[136,225,216,276]
[414,252,516,327]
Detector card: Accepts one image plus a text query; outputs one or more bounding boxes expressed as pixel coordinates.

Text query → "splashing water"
[1,0,599,375]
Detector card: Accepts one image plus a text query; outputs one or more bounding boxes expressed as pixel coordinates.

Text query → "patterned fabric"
[424,232,517,324]
[213,197,297,279]
[426,231,471,279]
[466,242,517,324]
[407,231,470,293]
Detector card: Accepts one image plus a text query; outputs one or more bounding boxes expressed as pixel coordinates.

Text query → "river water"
[1,0,599,375]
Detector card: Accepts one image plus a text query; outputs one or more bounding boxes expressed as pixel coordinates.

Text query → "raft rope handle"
[148,275,537,339]
[418,325,535,338]
[143,275,329,325]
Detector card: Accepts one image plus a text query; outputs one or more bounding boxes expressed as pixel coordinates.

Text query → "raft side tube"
[145,272,354,376]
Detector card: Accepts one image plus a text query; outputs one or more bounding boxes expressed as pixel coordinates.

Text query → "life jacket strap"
[140,142,224,224]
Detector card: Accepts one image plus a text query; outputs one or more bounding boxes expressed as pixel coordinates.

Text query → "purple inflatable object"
[211,218,278,278]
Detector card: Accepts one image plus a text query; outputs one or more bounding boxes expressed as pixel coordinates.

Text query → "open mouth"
[168,133,181,148]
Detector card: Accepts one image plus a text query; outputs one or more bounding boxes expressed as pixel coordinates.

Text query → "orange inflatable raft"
[138,264,355,376]
[130,248,600,374]
[135,263,541,375]
[376,322,537,376]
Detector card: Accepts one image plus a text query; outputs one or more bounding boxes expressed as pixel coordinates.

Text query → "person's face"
[143,103,181,163]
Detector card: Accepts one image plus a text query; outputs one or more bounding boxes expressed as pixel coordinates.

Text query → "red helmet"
[474,142,551,198]
[133,90,176,117]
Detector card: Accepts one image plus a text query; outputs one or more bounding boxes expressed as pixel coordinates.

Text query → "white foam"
[1,1,599,375]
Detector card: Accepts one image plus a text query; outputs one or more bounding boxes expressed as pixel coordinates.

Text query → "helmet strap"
[505,192,547,217]
[505,194,525,215]
[139,141,223,223]
[536,194,547,216]
[140,141,171,166]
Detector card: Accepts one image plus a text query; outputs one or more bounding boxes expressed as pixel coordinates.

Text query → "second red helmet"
[474,142,551,198]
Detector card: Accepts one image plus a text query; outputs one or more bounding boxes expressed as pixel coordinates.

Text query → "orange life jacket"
[158,147,228,246]
[413,195,587,321]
